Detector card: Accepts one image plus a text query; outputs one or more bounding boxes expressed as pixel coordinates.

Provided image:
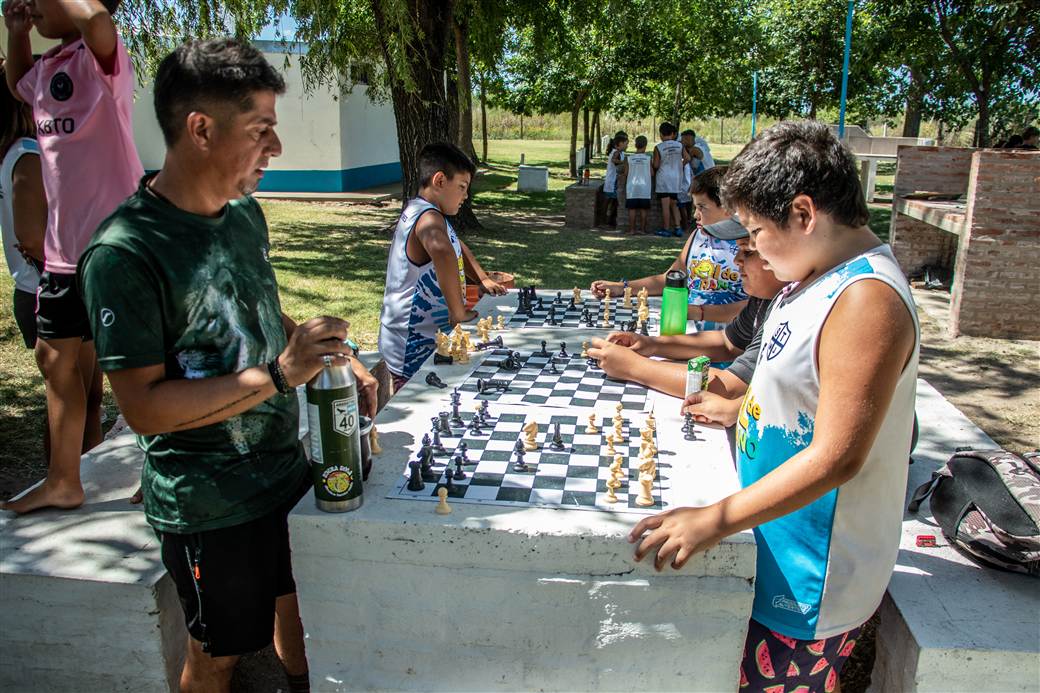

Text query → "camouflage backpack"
[909,450,1040,576]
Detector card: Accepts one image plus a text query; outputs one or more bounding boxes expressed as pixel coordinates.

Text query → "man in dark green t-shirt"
[78,39,376,693]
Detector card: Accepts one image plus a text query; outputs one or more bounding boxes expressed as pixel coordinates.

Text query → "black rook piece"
[407,460,425,491]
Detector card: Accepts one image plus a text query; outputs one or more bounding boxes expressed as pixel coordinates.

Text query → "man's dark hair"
[659,121,676,137]
[635,135,648,149]
[418,142,477,187]
[1022,126,1039,140]
[102,0,121,13]
[681,129,696,138]
[690,166,728,208]
[153,39,286,146]
[720,120,869,229]
[1006,134,1025,148]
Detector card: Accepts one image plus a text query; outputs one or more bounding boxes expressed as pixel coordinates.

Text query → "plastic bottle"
[660,269,689,336]
[307,358,364,512]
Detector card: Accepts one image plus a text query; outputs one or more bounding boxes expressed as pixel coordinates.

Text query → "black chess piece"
[480,400,490,419]
[431,427,446,453]
[555,290,563,304]
[425,372,447,388]
[538,340,549,356]
[449,401,464,428]
[420,446,437,482]
[640,320,650,336]
[451,388,461,404]
[549,359,559,375]
[558,342,568,358]
[439,412,452,434]
[683,413,697,441]
[407,460,425,491]
[457,441,470,463]
[477,335,504,350]
[453,456,467,480]
[513,440,528,472]
[537,297,544,310]
[442,466,455,493]
[477,378,490,394]
[549,422,566,451]
[468,415,485,436]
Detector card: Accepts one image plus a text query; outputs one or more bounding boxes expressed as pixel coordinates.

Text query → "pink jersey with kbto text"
[17,36,143,274]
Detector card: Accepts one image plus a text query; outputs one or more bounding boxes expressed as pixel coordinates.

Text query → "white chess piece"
[435,486,452,514]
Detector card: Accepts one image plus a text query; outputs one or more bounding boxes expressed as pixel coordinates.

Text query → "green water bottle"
[307,358,364,512]
[660,269,689,336]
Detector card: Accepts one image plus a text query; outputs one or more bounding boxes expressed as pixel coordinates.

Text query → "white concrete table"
[858,153,897,202]
[291,291,757,692]
[517,164,549,192]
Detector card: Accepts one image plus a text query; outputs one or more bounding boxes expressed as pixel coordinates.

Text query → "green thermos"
[660,269,689,336]
[307,358,364,512]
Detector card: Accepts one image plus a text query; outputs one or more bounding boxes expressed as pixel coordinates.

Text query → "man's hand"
[587,338,645,381]
[628,505,726,571]
[605,331,657,356]
[277,316,351,388]
[479,276,507,296]
[590,280,623,299]
[351,358,379,419]
[682,391,740,428]
[3,0,33,34]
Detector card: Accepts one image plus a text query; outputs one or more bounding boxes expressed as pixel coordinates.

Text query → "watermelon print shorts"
[738,618,862,693]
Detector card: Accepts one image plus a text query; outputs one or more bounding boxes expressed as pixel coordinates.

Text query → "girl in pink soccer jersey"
[3,0,143,513]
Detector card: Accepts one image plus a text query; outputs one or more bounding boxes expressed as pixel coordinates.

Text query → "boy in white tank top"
[652,122,689,237]
[378,143,506,391]
[630,121,918,692]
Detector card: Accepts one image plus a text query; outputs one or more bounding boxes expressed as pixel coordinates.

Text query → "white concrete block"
[868,380,1040,693]
[517,164,549,192]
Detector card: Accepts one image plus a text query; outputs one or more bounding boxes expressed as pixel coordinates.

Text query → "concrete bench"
[868,380,1039,692]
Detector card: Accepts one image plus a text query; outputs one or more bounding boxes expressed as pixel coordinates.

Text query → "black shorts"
[159,489,306,657]
[656,192,679,200]
[678,201,692,211]
[625,198,651,210]
[36,271,92,342]
[13,288,38,349]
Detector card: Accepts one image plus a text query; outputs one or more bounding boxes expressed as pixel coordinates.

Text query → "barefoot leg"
[2,337,87,513]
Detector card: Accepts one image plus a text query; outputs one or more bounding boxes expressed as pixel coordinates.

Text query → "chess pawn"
[369,425,382,455]
[435,486,453,514]
[604,432,616,457]
[605,475,622,503]
[581,341,589,358]
[573,286,583,304]
[613,420,624,442]
[585,413,599,434]
[610,454,624,477]
[623,286,632,308]
[496,315,505,330]
[646,410,657,432]
[604,287,612,302]
[635,473,655,507]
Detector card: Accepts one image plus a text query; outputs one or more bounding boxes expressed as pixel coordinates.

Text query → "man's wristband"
[268,358,293,394]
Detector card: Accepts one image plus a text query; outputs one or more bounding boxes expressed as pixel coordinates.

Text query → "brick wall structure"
[890,146,1040,339]
[951,150,1040,338]
[564,178,606,229]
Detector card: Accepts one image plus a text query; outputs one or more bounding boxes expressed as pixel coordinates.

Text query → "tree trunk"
[582,107,590,163]
[479,71,488,162]
[520,114,524,140]
[975,93,990,148]
[672,79,682,128]
[453,16,478,163]
[370,0,480,230]
[592,109,600,155]
[569,92,587,177]
[902,67,923,138]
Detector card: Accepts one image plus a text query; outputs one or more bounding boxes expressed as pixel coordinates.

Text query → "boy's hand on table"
[479,276,507,296]
[590,280,623,299]
[606,331,656,356]
[587,338,643,380]
[682,391,738,428]
[3,0,33,33]
[452,309,479,325]
[629,505,726,571]
[351,358,379,419]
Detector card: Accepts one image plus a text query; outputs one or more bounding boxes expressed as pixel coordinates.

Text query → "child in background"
[592,167,747,328]
[3,0,143,513]
[622,135,652,235]
[602,131,628,227]
[631,121,919,693]
[379,143,506,392]
[652,122,689,237]
[677,148,694,233]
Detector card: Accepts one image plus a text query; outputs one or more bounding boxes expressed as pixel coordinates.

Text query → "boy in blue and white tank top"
[630,122,919,693]
[379,143,505,391]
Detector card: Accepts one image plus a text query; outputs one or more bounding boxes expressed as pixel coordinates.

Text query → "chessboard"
[508,296,660,335]
[457,346,648,412]
[390,405,671,513]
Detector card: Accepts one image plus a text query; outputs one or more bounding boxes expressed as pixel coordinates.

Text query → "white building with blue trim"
[132,39,402,193]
